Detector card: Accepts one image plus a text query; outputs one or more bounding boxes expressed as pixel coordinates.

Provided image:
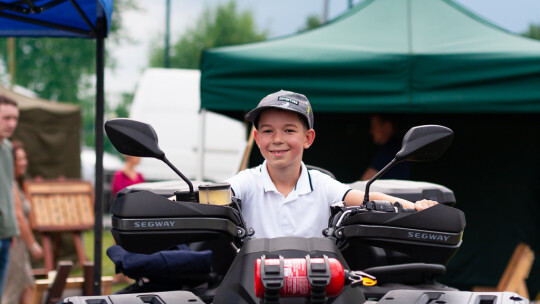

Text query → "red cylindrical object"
[254,257,345,298]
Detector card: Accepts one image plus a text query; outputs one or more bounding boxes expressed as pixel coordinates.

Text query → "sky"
[105,0,540,104]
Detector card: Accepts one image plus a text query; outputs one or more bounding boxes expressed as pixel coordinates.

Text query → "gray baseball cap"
[245,90,314,129]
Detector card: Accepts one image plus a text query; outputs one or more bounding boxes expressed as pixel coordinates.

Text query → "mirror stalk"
[363,158,398,205]
[362,125,453,206]
[162,156,194,197]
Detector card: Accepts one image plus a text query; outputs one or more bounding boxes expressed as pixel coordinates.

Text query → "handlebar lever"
[346,270,377,287]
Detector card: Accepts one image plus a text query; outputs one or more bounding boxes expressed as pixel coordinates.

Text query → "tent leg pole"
[93,24,105,296]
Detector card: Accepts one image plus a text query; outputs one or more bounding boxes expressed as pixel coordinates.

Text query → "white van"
[129,68,247,182]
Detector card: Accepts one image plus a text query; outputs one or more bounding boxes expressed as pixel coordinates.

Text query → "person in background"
[111,155,146,197]
[361,114,411,181]
[110,155,145,284]
[0,95,20,298]
[2,141,43,304]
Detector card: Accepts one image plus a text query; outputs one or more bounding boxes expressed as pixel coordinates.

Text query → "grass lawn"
[81,228,116,276]
[78,228,133,293]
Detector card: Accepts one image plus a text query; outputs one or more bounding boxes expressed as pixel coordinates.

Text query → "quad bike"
[62,119,529,304]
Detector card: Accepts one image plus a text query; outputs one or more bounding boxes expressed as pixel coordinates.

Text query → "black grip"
[369,200,396,212]
[402,208,417,213]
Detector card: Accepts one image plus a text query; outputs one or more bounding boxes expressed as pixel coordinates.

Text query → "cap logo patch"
[278,96,299,105]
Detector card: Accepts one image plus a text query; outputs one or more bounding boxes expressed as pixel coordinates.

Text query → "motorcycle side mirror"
[105,118,194,197]
[362,125,453,205]
[105,118,165,159]
[395,125,454,163]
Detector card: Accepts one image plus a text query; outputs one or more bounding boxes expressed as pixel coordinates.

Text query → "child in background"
[112,155,146,197]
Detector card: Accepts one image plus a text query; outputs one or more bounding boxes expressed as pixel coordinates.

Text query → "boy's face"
[254,108,315,172]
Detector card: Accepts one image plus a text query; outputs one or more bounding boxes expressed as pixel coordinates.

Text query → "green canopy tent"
[201,0,540,113]
[201,0,540,297]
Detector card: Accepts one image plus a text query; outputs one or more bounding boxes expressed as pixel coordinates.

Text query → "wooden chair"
[32,261,113,304]
[473,242,535,299]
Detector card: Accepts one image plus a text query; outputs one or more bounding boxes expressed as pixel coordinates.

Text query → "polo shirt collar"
[260,161,313,194]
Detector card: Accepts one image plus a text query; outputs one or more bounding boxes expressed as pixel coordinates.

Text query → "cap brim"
[245,105,287,125]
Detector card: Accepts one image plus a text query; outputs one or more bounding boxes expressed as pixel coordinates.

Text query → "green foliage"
[0,38,95,102]
[114,92,135,119]
[149,1,267,69]
[80,92,133,156]
[300,14,323,32]
[522,23,540,41]
[0,0,136,102]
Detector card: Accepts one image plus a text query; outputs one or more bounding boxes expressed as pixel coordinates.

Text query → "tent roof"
[0,0,113,38]
[1,85,81,180]
[201,0,540,113]
[0,85,79,113]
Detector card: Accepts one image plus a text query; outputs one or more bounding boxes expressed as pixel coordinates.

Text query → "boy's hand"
[413,199,438,211]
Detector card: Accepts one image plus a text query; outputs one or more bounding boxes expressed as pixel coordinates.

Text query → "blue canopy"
[0,0,113,38]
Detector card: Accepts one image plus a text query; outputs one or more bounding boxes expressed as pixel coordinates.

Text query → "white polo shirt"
[226,161,351,238]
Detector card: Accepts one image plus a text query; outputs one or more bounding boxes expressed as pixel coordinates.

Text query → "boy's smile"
[254,108,315,173]
[270,149,287,157]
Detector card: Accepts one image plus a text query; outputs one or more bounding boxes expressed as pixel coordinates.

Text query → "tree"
[81,91,134,154]
[0,38,96,102]
[0,0,135,103]
[149,1,267,69]
[523,23,540,41]
[0,0,137,102]
[0,0,138,154]
[299,14,323,32]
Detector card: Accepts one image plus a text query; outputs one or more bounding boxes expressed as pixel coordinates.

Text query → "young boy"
[226,90,437,239]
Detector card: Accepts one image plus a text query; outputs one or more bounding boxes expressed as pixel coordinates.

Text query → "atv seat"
[359,263,458,300]
[363,263,446,284]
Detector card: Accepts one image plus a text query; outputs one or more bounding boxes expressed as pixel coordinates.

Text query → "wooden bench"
[473,242,535,299]
[32,261,113,304]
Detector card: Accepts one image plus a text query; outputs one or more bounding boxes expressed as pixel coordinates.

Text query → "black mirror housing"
[105,118,165,160]
[104,118,195,197]
[362,124,453,205]
[395,125,454,163]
